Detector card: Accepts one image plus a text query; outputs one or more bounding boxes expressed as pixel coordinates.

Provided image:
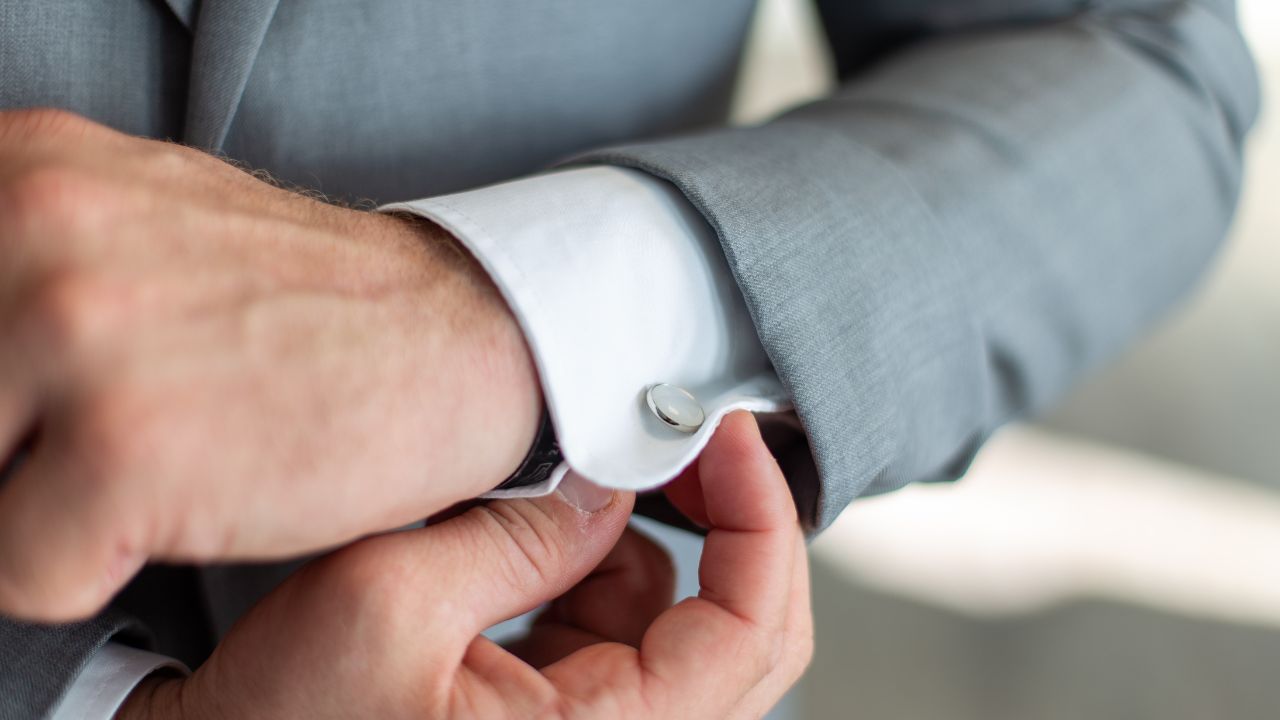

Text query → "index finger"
[640,411,802,709]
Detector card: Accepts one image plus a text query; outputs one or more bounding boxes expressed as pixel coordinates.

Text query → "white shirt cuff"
[383,166,790,495]
[50,642,188,720]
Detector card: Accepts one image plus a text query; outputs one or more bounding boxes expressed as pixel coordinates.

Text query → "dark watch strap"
[492,406,563,491]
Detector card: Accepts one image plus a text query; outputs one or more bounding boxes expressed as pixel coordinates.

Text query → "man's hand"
[119,412,813,720]
[0,109,541,621]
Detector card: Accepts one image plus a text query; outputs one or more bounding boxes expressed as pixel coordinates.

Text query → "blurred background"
[740,1,1277,717]
[493,2,1276,717]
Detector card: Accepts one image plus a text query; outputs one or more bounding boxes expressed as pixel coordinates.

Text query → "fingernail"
[557,471,614,513]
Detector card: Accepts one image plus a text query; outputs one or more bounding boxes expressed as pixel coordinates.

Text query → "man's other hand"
[0,109,541,621]
[119,412,812,720]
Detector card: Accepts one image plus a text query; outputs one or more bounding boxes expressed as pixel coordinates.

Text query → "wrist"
[115,676,187,720]
[382,212,544,483]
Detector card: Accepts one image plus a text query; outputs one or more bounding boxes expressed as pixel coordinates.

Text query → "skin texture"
[0,109,542,622]
[119,412,814,720]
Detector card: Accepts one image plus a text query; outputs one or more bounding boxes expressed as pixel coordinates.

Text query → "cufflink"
[645,383,705,433]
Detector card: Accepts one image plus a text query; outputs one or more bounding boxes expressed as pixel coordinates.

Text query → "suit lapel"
[159,0,198,30]
[184,0,281,150]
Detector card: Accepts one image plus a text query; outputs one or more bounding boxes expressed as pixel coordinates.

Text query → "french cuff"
[50,642,189,720]
[382,167,789,496]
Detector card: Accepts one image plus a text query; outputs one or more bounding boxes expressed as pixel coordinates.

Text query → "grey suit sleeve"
[0,613,142,720]
[574,0,1259,531]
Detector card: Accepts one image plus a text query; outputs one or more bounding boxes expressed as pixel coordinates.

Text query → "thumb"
[420,472,634,636]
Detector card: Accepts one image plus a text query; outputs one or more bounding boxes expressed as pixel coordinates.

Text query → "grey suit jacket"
[0,0,1258,716]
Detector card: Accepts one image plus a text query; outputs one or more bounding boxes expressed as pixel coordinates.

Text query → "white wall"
[1045,0,1280,485]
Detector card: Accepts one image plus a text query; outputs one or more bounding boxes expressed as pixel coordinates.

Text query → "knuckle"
[53,395,167,567]
[22,267,123,350]
[736,623,786,683]
[787,629,815,680]
[765,625,788,672]
[471,501,567,592]
[3,164,84,223]
[1,163,114,239]
[334,542,408,605]
[69,387,148,484]
[315,548,378,606]
[138,139,202,179]
[158,500,236,562]
[312,542,416,633]
[284,546,449,715]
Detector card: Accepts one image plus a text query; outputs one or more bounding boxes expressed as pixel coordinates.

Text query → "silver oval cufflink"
[645,383,705,433]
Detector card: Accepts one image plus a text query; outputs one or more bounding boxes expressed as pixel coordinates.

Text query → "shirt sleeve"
[382,166,791,496]
[49,642,188,720]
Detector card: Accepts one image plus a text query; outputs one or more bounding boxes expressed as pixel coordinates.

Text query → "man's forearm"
[571,0,1259,530]
[0,109,541,622]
